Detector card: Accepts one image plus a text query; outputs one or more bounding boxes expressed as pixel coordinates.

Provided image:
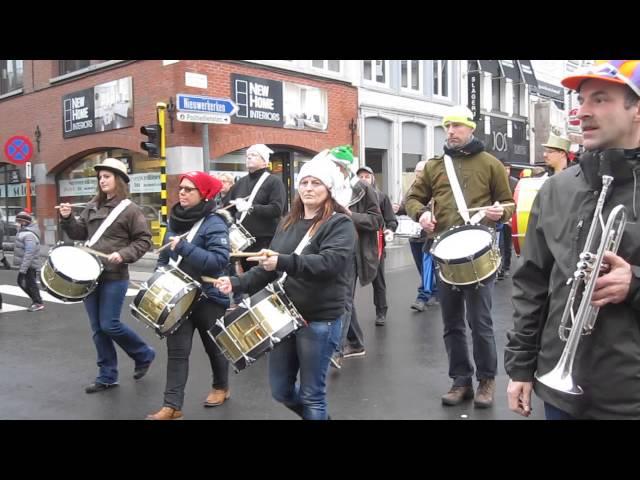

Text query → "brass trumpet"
[535,175,627,395]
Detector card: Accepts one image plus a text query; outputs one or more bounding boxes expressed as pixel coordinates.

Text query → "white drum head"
[433,228,492,260]
[50,246,101,281]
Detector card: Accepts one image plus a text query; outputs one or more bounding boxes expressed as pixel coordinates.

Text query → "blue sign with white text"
[176,94,237,116]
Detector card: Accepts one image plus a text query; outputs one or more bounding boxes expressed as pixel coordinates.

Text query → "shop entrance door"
[270,151,292,211]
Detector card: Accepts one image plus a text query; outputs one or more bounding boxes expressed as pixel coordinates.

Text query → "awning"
[531,80,565,109]
[517,60,538,88]
[476,60,503,77]
[499,60,522,83]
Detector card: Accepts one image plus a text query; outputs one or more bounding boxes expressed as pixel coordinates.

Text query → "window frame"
[0,60,24,96]
[401,60,423,93]
[362,60,390,88]
[432,60,452,100]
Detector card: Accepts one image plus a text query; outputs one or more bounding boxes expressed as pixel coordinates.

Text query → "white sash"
[86,199,131,247]
[239,171,270,224]
[169,217,205,268]
[278,225,314,285]
[443,155,485,225]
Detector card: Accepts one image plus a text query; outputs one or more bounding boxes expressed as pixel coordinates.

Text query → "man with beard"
[406,105,514,408]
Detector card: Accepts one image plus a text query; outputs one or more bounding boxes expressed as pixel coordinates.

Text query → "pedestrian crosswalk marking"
[0,285,141,311]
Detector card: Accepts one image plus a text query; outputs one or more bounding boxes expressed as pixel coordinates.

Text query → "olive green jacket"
[405,151,515,235]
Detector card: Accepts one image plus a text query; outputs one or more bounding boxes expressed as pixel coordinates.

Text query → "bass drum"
[512,176,547,256]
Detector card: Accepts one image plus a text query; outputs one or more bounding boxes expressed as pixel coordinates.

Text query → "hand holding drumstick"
[246,249,279,271]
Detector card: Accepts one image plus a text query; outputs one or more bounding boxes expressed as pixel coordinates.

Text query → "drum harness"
[442,155,495,289]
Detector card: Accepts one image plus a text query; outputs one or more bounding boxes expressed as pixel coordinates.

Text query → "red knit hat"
[179,171,223,201]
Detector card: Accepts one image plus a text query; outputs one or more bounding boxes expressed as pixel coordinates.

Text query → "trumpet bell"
[535,368,583,396]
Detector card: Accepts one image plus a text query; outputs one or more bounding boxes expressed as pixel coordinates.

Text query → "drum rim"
[45,246,103,285]
[431,224,494,264]
[40,266,98,301]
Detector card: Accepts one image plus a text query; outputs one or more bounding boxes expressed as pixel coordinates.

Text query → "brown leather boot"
[474,378,496,408]
[145,406,183,420]
[204,388,230,407]
[441,385,474,406]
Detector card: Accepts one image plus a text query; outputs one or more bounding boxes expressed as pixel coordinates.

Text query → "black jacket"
[231,213,356,322]
[504,149,640,419]
[349,181,383,286]
[228,168,286,238]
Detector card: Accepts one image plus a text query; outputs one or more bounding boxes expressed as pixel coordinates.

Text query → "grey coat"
[14,223,41,273]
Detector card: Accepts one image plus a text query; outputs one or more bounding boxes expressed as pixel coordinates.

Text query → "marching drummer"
[405,105,514,409]
[217,156,356,420]
[145,171,231,421]
[58,158,155,395]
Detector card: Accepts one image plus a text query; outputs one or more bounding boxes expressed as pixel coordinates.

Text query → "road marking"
[0,285,141,306]
[0,303,27,313]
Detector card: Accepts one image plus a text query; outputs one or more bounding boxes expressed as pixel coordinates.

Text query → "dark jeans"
[544,402,575,420]
[163,298,228,410]
[437,275,497,386]
[84,279,156,385]
[269,317,342,420]
[499,223,513,271]
[18,268,42,304]
[409,240,430,302]
[372,252,387,317]
[339,256,364,352]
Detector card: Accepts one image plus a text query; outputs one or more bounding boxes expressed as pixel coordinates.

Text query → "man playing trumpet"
[505,61,640,419]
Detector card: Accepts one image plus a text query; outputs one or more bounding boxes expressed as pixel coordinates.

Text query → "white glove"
[233,198,251,213]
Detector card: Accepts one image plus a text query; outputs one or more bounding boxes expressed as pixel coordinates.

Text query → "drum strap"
[169,217,205,268]
[278,225,314,286]
[86,199,132,247]
[443,155,470,224]
[239,171,270,224]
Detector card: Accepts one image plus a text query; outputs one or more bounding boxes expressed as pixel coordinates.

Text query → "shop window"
[492,76,503,112]
[0,60,23,94]
[512,82,521,116]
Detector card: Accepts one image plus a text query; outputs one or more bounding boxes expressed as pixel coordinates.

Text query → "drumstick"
[201,276,219,284]
[154,232,190,253]
[230,250,278,258]
[461,203,515,213]
[79,246,111,259]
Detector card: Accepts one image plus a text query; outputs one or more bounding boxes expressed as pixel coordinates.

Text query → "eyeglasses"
[178,186,198,193]
[580,62,640,97]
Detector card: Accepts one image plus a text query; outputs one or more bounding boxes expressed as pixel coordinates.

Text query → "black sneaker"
[343,344,366,358]
[497,270,505,281]
[134,349,156,380]
[85,382,119,394]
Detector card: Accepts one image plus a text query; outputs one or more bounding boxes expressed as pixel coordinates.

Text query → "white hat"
[297,157,342,196]
[247,144,274,162]
[94,157,129,183]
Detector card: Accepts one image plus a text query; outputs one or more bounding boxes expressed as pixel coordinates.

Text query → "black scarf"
[579,148,640,191]
[443,137,485,158]
[169,200,215,234]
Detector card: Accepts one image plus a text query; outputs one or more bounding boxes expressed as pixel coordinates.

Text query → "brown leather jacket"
[60,197,152,281]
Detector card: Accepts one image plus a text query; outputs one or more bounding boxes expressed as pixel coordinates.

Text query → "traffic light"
[140,124,161,157]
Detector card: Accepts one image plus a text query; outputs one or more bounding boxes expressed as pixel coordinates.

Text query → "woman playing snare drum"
[58,158,155,395]
[217,157,355,420]
[146,171,231,421]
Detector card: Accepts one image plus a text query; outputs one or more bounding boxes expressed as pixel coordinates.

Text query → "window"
[58,60,90,76]
[492,76,502,111]
[432,60,450,98]
[512,82,521,116]
[311,60,341,73]
[0,60,23,94]
[401,60,422,92]
[363,60,388,85]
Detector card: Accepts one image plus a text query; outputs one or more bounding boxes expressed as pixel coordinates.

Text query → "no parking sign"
[4,135,33,164]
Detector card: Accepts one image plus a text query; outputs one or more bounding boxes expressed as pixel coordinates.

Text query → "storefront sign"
[59,177,98,197]
[130,172,161,193]
[467,70,481,121]
[0,182,37,198]
[231,73,284,127]
[63,77,134,138]
[475,115,529,164]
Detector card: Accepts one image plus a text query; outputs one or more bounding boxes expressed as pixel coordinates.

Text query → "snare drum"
[229,223,256,252]
[130,266,201,338]
[40,245,103,301]
[511,176,547,256]
[431,224,501,285]
[395,215,423,238]
[209,282,305,372]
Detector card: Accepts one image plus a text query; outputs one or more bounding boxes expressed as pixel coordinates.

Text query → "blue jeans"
[544,402,575,420]
[84,279,155,384]
[269,316,342,420]
[437,275,497,386]
[409,241,429,302]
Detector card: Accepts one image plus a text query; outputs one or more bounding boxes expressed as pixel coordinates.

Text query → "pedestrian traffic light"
[140,124,161,157]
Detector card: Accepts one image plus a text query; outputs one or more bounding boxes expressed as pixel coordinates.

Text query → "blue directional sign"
[176,94,238,116]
